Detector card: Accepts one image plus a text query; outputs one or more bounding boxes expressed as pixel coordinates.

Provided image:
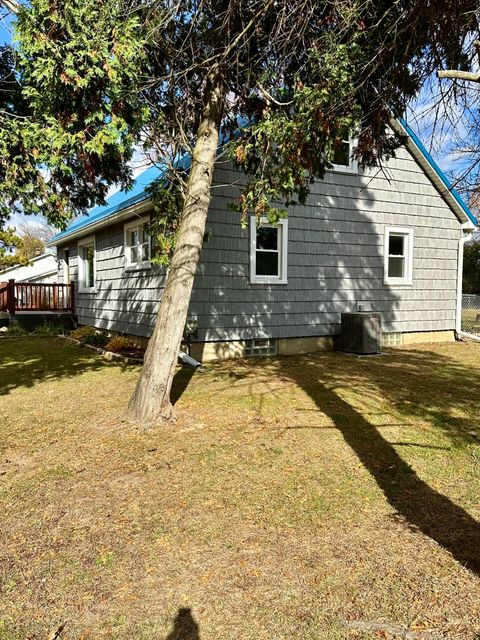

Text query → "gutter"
[456,225,480,341]
[46,200,152,247]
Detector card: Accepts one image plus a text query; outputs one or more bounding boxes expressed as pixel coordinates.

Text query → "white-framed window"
[77,236,96,292]
[384,227,414,286]
[124,218,151,270]
[250,216,288,285]
[331,135,358,173]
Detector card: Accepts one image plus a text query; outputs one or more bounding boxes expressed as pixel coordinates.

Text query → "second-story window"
[331,134,358,173]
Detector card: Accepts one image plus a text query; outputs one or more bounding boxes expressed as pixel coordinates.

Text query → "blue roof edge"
[49,164,167,245]
[50,191,149,243]
[50,117,477,245]
[49,154,195,246]
[399,118,477,226]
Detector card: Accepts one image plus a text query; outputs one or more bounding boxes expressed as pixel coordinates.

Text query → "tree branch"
[474,40,480,60]
[257,84,294,106]
[438,41,480,83]
[437,69,480,82]
[0,0,19,15]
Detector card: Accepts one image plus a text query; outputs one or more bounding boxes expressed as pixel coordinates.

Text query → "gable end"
[390,118,476,229]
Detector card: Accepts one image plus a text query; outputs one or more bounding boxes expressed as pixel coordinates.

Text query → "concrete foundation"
[186,330,456,362]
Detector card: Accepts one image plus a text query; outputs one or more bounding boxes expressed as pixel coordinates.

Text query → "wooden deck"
[0,280,75,314]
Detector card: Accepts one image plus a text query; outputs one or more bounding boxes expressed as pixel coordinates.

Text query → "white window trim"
[124,217,151,271]
[384,226,414,286]
[77,236,96,293]
[250,216,288,285]
[62,249,70,285]
[330,136,358,174]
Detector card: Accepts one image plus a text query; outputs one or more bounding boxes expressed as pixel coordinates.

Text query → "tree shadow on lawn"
[225,346,480,576]
[0,338,137,396]
[0,336,197,407]
[171,367,196,405]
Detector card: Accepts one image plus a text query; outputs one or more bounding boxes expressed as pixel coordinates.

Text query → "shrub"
[105,336,137,353]
[70,325,109,347]
[85,332,109,347]
[35,321,65,336]
[3,325,29,336]
[70,325,96,341]
[463,239,480,294]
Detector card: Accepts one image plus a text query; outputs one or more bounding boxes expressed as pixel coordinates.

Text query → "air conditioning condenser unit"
[340,312,382,355]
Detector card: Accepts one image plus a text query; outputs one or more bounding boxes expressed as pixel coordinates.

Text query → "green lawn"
[462,307,480,335]
[1,338,480,639]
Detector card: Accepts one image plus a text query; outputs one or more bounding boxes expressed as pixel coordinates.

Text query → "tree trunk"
[124,74,225,424]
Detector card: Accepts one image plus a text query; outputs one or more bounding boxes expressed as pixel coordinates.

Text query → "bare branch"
[437,70,480,82]
[257,84,294,106]
[0,0,19,15]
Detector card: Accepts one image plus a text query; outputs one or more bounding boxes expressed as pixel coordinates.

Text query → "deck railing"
[0,280,75,313]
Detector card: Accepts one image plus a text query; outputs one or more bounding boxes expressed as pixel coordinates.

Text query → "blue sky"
[406,80,474,185]
[0,10,13,45]
[0,11,475,229]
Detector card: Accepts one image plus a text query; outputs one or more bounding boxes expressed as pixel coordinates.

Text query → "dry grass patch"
[462,307,480,335]
[0,338,480,639]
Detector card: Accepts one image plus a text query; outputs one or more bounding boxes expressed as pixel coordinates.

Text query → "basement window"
[124,218,151,270]
[250,216,288,284]
[245,338,277,357]
[384,227,414,286]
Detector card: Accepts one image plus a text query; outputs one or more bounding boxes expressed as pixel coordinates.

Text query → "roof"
[48,120,477,246]
[396,118,477,227]
[48,165,165,245]
[0,252,58,280]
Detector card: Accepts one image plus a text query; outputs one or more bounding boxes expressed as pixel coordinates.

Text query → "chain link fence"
[462,294,480,338]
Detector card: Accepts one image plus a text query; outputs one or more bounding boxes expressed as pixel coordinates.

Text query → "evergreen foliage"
[0,227,25,270]
[0,0,478,234]
[0,0,147,225]
[0,224,47,271]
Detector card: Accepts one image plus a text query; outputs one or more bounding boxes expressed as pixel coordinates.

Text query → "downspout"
[178,350,203,370]
[456,225,480,341]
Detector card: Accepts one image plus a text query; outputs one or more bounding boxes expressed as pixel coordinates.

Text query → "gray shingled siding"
[59,225,166,337]
[57,144,461,341]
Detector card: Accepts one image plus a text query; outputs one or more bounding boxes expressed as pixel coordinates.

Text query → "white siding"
[0,253,58,283]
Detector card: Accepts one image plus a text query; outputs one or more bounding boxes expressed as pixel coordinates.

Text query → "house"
[47,119,477,360]
[0,251,75,329]
[0,252,58,284]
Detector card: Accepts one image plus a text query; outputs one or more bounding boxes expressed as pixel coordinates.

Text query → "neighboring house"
[0,252,58,284]
[48,120,477,360]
